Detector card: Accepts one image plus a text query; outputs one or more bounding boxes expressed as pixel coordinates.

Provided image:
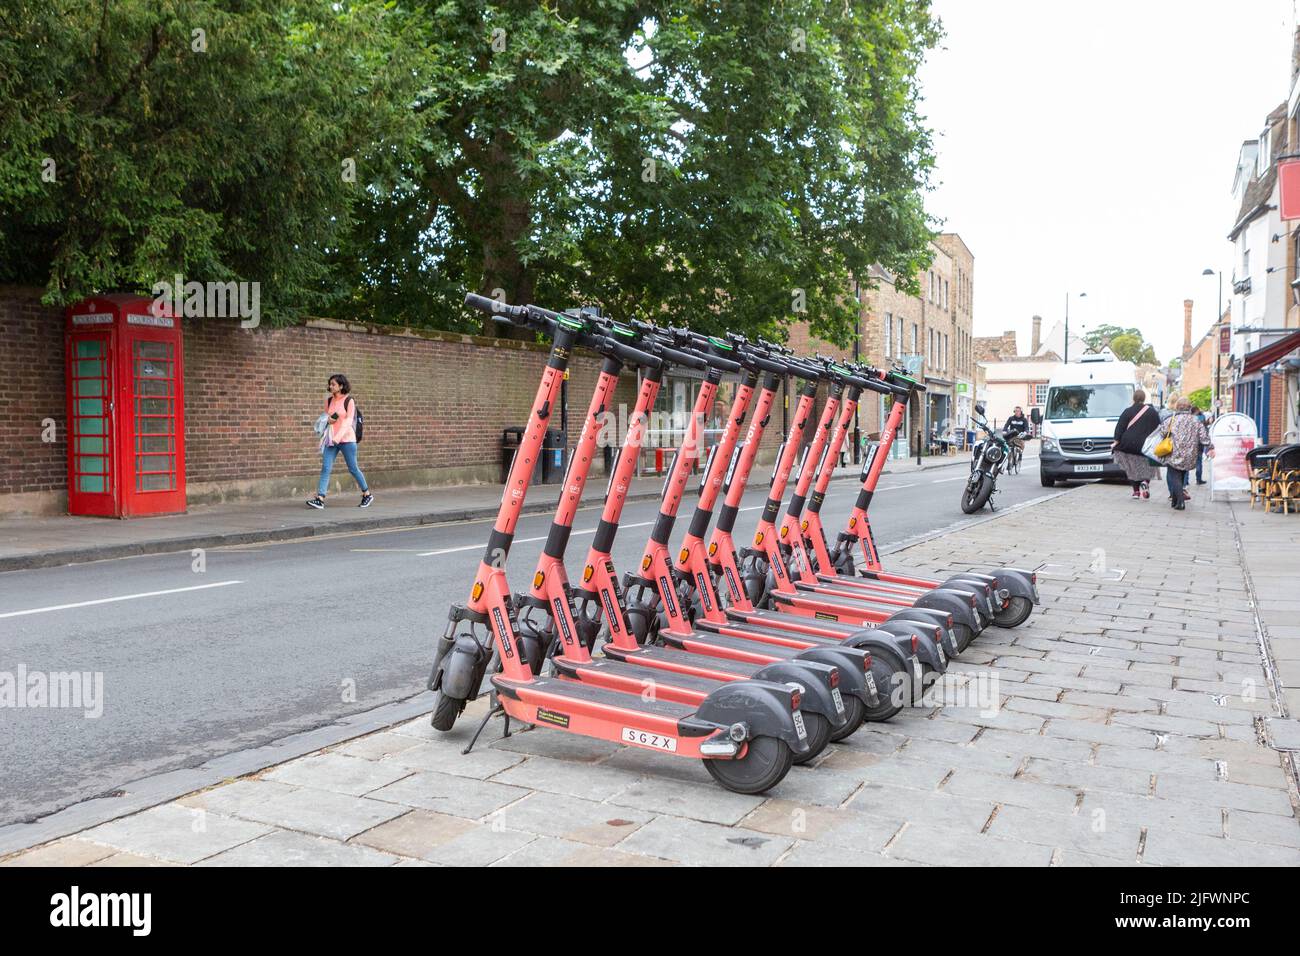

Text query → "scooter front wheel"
[828,693,866,742]
[430,690,466,731]
[704,736,794,794]
[993,595,1034,628]
[792,713,831,764]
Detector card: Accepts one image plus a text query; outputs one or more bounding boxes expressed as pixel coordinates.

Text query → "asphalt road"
[0,452,1065,824]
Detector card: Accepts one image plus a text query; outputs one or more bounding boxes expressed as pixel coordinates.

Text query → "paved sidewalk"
[14,480,1291,867]
[0,452,988,574]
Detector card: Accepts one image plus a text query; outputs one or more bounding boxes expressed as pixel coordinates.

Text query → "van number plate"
[1074,464,1103,473]
[621,728,677,752]
[792,710,808,740]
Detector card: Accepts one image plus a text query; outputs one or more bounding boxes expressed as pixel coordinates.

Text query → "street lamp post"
[1063,291,1087,363]
[1201,268,1223,416]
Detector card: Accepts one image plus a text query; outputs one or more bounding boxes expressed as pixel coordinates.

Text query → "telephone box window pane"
[77,437,105,454]
[138,473,174,492]
[79,456,106,473]
[76,398,104,416]
[78,475,106,493]
[79,417,106,436]
[137,435,174,453]
[137,397,173,416]
[76,359,104,377]
[75,340,104,358]
[135,360,173,379]
[135,341,173,360]
[136,454,174,472]
[136,416,171,434]
[136,378,174,396]
[75,378,104,397]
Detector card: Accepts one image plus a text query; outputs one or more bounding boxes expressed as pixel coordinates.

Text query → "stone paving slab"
[2,484,1298,867]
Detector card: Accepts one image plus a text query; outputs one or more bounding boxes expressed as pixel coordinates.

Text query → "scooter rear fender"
[694,680,812,756]
[911,588,982,634]
[752,660,850,729]
[789,645,879,708]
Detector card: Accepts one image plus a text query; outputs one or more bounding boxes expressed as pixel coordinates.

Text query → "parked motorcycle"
[961,404,1010,513]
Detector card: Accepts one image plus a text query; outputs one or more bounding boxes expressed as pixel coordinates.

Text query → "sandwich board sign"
[1208,412,1258,500]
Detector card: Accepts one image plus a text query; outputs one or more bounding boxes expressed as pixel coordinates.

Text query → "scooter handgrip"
[743,350,790,375]
[464,292,522,318]
[525,304,564,322]
[609,340,662,369]
[705,351,743,373]
[657,345,710,371]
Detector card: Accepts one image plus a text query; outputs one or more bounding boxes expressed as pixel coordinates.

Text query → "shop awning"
[1242,329,1300,376]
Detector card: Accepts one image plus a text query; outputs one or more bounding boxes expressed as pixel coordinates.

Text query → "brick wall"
[1268,370,1287,443]
[0,286,641,513]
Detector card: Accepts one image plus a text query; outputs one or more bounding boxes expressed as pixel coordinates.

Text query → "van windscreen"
[1045,384,1134,421]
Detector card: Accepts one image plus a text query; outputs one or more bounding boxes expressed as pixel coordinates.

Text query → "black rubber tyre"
[792,712,831,764]
[951,622,975,654]
[1039,470,1055,488]
[993,595,1034,628]
[704,735,794,794]
[828,692,866,742]
[961,473,996,513]
[430,691,465,732]
[861,646,907,722]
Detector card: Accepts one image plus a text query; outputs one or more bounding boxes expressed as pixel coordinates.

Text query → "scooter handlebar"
[592,336,662,369]
[655,344,710,371]
[464,292,523,319]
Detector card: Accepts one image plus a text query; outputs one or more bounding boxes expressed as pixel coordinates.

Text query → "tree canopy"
[2,1,942,344]
[1083,324,1157,365]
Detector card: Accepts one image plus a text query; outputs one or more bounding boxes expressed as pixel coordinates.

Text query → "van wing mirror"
[1030,408,1041,424]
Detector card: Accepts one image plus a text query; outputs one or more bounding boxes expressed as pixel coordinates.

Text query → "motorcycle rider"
[1004,406,1031,441]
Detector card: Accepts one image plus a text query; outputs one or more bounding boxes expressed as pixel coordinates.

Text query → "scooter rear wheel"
[993,595,1034,628]
[430,691,465,732]
[951,622,975,654]
[861,647,906,722]
[792,713,831,764]
[828,693,866,742]
[704,736,794,794]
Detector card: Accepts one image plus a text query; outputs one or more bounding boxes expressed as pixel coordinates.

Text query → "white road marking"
[0,580,243,620]
[350,548,429,553]
[930,476,970,483]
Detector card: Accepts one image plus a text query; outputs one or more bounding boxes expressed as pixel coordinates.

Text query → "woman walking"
[307,374,373,509]
[1111,389,1159,499]
[1157,397,1211,511]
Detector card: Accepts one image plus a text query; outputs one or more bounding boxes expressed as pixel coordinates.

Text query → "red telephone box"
[65,295,187,517]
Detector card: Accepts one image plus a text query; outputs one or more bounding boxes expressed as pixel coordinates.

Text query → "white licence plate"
[792,710,807,740]
[912,656,923,683]
[831,687,845,715]
[1074,464,1104,473]
[620,728,677,752]
[936,641,947,666]
[865,673,878,699]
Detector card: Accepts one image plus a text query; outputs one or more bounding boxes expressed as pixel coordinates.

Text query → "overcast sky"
[919,0,1296,363]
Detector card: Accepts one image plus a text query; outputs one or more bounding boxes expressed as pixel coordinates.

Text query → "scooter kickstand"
[462,695,503,755]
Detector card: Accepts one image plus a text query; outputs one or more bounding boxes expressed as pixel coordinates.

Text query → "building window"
[1032,383,1048,405]
[1258,127,1270,177]
[898,316,904,358]
[944,279,949,311]
[884,311,892,357]
[912,323,918,354]
[1243,248,1250,276]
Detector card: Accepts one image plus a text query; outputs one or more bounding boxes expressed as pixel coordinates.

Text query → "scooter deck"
[600,643,768,679]
[789,579,907,608]
[723,607,861,637]
[675,623,844,656]
[492,673,700,721]
[552,655,739,696]
[771,590,892,618]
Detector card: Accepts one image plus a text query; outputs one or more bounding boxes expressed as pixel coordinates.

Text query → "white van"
[1038,355,1139,487]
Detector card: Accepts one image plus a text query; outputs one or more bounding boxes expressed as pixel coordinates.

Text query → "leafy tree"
[1187,385,1211,410]
[0,0,409,319]
[1084,324,1156,365]
[332,0,942,340]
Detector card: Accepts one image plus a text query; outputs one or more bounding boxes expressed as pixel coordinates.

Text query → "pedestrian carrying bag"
[1143,426,1171,464]
[324,396,365,443]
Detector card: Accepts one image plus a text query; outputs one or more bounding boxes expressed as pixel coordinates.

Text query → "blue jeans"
[318,442,367,496]
[1195,446,1204,482]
